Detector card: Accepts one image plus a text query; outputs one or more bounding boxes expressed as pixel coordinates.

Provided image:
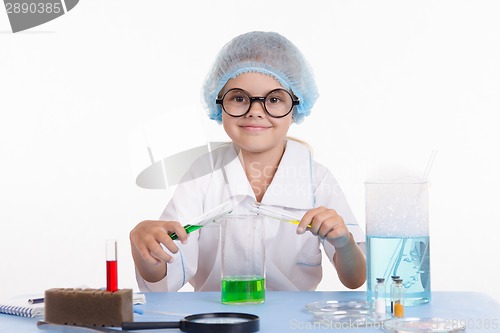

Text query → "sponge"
[44,288,133,327]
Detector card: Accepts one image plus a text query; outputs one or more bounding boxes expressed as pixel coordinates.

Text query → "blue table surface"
[1,291,500,332]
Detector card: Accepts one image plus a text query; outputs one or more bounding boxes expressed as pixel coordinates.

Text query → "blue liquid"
[367,235,431,306]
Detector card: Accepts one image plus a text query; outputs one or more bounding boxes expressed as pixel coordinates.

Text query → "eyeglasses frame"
[216,88,300,118]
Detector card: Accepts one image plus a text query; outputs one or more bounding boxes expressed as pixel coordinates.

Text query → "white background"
[1,1,499,302]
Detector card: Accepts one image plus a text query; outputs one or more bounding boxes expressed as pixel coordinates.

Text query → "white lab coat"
[136,140,365,292]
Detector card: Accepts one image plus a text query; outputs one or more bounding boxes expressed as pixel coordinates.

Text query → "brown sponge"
[44,288,133,327]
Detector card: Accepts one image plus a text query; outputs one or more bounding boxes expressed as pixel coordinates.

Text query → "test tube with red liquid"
[106,240,118,292]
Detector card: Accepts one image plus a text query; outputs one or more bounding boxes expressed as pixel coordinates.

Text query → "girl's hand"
[130,220,188,265]
[296,206,350,249]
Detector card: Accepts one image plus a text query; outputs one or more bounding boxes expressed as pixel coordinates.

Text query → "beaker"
[219,215,265,304]
[365,181,431,306]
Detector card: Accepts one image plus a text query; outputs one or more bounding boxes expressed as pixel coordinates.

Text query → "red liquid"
[106,260,118,292]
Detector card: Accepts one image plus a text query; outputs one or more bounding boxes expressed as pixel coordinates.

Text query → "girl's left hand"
[296,206,350,249]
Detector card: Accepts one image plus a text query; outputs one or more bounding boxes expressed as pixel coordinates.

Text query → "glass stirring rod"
[170,201,233,240]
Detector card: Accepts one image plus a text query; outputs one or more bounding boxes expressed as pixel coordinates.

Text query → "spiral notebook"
[0,296,44,318]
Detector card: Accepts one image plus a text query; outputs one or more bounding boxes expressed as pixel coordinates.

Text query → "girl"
[130,31,366,292]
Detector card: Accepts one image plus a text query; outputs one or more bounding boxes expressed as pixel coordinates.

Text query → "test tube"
[106,240,118,292]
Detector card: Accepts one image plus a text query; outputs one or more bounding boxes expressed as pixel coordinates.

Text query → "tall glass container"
[219,215,266,304]
[365,181,431,306]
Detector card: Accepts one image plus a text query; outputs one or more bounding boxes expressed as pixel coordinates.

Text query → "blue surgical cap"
[202,31,319,124]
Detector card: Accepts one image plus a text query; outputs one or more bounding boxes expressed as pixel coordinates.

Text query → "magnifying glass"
[122,312,259,333]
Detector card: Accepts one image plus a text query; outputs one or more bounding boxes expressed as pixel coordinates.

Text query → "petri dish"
[305,300,390,326]
[383,317,466,333]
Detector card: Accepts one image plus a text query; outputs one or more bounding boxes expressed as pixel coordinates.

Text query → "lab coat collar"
[262,140,315,209]
[222,140,315,210]
[222,144,255,200]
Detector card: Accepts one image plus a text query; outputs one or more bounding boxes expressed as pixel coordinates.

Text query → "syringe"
[170,201,233,240]
[250,203,311,228]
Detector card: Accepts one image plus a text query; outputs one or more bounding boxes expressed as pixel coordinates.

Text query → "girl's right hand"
[130,220,189,265]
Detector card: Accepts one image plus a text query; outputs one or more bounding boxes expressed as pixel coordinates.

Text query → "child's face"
[220,72,294,155]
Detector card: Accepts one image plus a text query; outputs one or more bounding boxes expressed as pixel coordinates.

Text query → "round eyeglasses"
[216,88,299,118]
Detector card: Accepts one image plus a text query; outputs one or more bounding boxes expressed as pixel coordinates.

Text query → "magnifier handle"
[122,321,180,330]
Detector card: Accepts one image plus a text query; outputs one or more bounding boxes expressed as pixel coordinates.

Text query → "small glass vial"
[374,278,386,314]
[390,275,400,313]
[392,278,405,318]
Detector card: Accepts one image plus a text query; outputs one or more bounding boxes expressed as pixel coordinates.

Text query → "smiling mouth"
[240,125,270,130]
[240,125,271,131]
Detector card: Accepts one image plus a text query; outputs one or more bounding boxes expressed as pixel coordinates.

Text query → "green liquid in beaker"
[221,276,265,304]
